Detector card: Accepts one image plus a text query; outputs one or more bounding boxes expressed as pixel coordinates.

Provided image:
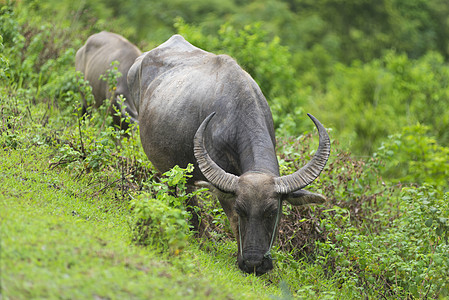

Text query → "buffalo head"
[194,112,330,275]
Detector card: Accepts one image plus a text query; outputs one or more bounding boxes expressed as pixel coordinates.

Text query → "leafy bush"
[375,124,449,191]
[49,81,116,173]
[49,62,145,176]
[130,196,190,254]
[0,34,9,81]
[0,87,53,151]
[312,51,449,154]
[315,185,449,298]
[129,165,203,254]
[0,3,24,86]
[0,1,82,112]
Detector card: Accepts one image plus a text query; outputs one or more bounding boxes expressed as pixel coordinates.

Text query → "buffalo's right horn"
[194,112,239,193]
[274,113,331,194]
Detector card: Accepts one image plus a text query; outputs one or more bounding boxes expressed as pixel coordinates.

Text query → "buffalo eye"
[234,204,247,218]
[263,203,278,219]
[264,208,278,219]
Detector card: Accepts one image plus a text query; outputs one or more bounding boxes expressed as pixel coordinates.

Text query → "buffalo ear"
[284,189,326,206]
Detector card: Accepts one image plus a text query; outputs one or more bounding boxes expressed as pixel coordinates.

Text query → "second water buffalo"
[75,31,141,128]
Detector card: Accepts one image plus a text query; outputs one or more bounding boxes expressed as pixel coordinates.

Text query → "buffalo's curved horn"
[194,112,239,193]
[274,113,330,194]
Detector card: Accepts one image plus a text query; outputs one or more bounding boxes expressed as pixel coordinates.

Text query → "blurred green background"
[3,0,449,157]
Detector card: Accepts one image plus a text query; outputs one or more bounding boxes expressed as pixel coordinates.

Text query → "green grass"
[0,146,289,299]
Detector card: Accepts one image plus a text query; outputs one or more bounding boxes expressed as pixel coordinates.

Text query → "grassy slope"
[0,145,279,299]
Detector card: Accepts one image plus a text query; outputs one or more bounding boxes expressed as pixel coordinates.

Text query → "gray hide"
[128,35,331,275]
[75,31,141,128]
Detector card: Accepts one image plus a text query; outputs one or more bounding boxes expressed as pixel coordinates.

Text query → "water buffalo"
[75,31,142,128]
[128,35,330,275]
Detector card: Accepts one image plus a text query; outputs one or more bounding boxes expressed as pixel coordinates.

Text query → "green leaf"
[436,226,444,236]
[429,207,438,214]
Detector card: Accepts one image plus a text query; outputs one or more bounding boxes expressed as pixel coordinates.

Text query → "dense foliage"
[1,0,449,298]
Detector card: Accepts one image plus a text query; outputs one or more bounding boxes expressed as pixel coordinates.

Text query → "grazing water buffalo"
[75,31,142,128]
[128,35,330,275]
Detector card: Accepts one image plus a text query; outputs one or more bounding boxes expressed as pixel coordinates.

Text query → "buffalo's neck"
[206,68,280,177]
[209,124,280,177]
[237,132,280,176]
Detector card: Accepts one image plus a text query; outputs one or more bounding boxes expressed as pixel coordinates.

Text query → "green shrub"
[130,195,190,254]
[0,3,25,87]
[374,124,449,191]
[0,34,9,81]
[0,88,50,150]
[129,164,203,254]
[313,51,449,155]
[49,65,142,174]
[315,185,449,298]
[49,95,118,173]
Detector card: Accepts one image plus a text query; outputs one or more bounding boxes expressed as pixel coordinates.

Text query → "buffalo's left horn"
[274,113,330,194]
[194,112,239,193]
